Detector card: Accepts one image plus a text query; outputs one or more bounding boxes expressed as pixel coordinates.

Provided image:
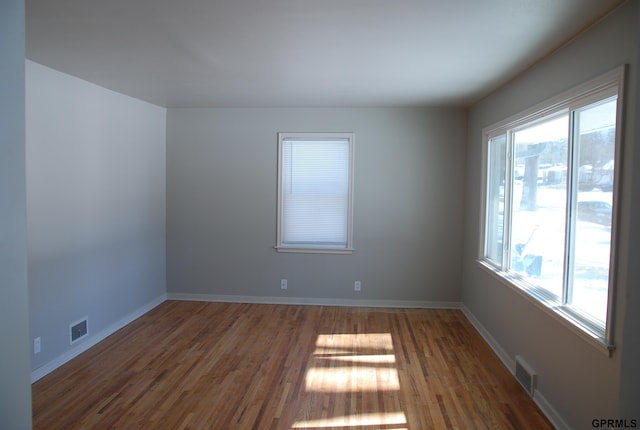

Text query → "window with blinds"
[276,132,354,253]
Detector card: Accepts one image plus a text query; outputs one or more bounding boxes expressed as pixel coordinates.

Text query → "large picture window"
[480,67,625,350]
[276,132,354,254]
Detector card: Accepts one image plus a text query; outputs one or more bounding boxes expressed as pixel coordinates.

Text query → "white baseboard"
[166,292,461,309]
[31,294,167,383]
[460,304,568,430]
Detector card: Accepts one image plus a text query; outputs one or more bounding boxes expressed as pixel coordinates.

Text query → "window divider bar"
[503,132,514,270]
[563,110,579,306]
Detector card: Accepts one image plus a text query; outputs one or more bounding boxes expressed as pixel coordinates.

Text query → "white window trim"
[275,132,355,254]
[477,66,626,355]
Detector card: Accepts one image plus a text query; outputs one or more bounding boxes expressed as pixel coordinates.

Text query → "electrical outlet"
[281,279,288,290]
[34,337,41,354]
[354,281,361,292]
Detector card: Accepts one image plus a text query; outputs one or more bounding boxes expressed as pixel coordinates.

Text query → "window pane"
[282,138,350,245]
[510,115,568,299]
[485,134,507,265]
[570,98,617,323]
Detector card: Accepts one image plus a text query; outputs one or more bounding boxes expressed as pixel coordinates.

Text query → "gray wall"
[0,0,32,428]
[462,1,638,428]
[167,107,465,304]
[26,61,167,371]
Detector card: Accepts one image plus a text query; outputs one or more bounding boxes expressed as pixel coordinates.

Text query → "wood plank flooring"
[32,301,553,429]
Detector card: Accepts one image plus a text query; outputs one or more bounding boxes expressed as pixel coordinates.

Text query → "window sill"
[476,259,615,357]
[275,246,354,255]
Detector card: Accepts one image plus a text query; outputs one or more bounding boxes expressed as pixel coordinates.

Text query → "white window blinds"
[277,133,354,252]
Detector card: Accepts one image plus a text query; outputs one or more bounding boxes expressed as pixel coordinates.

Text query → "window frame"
[478,66,626,354]
[275,132,355,254]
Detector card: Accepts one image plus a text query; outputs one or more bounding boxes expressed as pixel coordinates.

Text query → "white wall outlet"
[354,281,361,292]
[281,279,288,290]
[34,337,41,354]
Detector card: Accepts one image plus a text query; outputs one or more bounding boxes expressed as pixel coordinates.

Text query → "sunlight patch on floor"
[305,365,400,392]
[305,333,400,393]
[292,412,408,428]
[314,354,396,364]
[314,333,395,354]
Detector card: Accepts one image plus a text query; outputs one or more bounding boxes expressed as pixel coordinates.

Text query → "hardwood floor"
[32,301,553,429]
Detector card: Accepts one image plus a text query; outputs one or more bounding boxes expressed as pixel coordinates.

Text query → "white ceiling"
[26,0,624,108]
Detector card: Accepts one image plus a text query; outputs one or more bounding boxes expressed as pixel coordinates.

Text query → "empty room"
[1,0,639,429]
